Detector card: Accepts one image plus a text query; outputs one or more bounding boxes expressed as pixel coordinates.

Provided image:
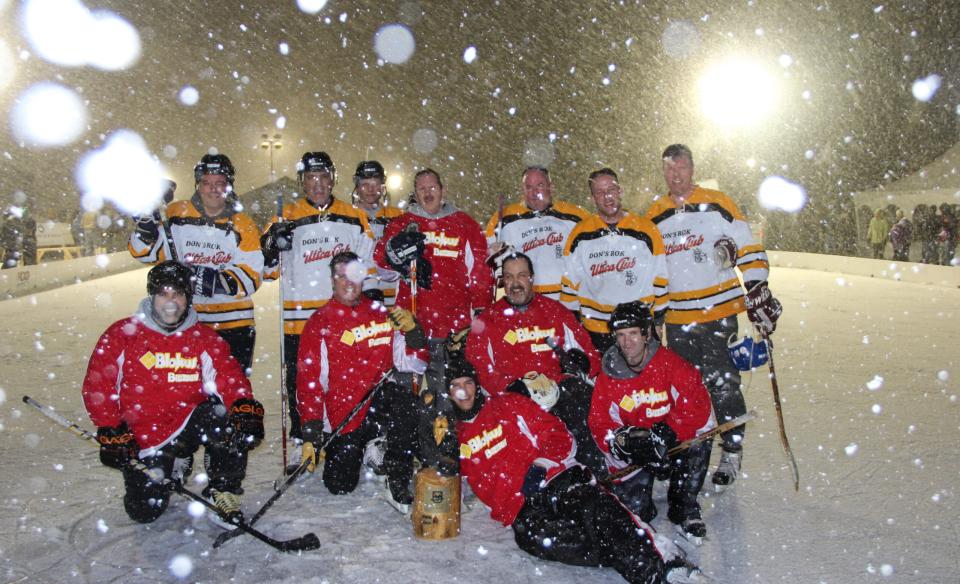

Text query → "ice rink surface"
[0,264,956,583]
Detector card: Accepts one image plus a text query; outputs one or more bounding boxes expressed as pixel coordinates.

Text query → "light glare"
[76,130,167,216]
[10,82,88,147]
[699,59,778,127]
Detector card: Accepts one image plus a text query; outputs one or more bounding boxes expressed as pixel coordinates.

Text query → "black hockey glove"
[413,257,433,290]
[558,348,590,377]
[134,213,161,246]
[385,229,426,273]
[521,464,548,499]
[261,221,295,260]
[744,280,783,335]
[191,266,237,297]
[96,423,138,470]
[228,398,265,450]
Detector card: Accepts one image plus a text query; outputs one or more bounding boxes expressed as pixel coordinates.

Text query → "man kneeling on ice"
[448,357,708,584]
[296,251,428,514]
[82,261,265,528]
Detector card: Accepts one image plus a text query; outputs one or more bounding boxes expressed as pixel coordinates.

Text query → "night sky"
[2,0,958,224]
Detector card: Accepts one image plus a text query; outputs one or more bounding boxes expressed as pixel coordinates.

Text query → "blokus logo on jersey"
[183,251,233,265]
[664,234,704,256]
[522,231,563,254]
[502,326,556,347]
[138,351,201,382]
[339,319,392,346]
[459,423,506,459]
[589,256,636,277]
[617,387,668,412]
[303,243,352,265]
[425,231,460,258]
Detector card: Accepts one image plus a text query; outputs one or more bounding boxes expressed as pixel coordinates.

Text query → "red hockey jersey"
[457,393,577,525]
[374,208,493,338]
[297,297,427,434]
[589,346,714,473]
[465,294,600,393]
[81,305,253,456]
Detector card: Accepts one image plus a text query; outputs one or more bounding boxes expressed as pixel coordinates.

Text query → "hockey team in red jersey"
[78,149,789,581]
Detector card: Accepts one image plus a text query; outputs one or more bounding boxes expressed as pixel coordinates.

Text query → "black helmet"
[445,356,478,388]
[193,154,235,185]
[609,301,654,332]
[147,261,193,303]
[353,160,385,185]
[297,151,336,183]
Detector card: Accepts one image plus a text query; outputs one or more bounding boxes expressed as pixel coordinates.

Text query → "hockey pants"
[122,400,252,524]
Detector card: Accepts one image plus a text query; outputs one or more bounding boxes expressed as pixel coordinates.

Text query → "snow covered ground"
[0,264,956,583]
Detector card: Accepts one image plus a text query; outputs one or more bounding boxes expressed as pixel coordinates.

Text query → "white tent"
[853,141,960,211]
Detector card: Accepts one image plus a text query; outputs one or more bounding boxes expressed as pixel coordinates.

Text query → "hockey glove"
[445,327,471,360]
[134,213,161,246]
[191,265,237,297]
[228,398,265,450]
[96,423,138,470]
[485,241,514,269]
[263,221,295,253]
[388,307,427,348]
[520,464,548,499]
[301,441,321,473]
[649,421,678,462]
[362,288,386,303]
[558,348,590,377]
[744,280,783,335]
[713,236,738,269]
[414,257,433,290]
[385,230,426,273]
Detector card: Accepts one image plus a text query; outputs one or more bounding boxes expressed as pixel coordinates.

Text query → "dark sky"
[2,0,958,222]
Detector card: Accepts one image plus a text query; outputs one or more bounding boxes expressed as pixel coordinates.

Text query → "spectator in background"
[867,207,890,259]
[913,205,936,264]
[1,206,37,268]
[938,204,957,266]
[889,209,912,262]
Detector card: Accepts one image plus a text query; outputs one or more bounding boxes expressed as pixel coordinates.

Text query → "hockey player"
[296,252,426,513]
[448,357,707,584]
[646,144,782,488]
[128,154,263,374]
[260,151,376,440]
[81,262,264,527]
[464,252,607,475]
[561,168,669,354]
[351,160,403,305]
[484,166,590,301]
[589,301,715,543]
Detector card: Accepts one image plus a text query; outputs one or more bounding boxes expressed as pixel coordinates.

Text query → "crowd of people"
[77,146,786,583]
[866,202,958,264]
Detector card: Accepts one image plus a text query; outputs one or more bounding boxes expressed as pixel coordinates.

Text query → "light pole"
[260,133,282,182]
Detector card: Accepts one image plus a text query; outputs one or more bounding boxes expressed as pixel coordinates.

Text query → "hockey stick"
[759,330,800,491]
[602,410,757,485]
[214,369,394,548]
[275,192,290,476]
[21,395,320,553]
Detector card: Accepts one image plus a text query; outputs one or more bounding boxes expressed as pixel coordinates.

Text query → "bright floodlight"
[699,59,778,127]
[386,174,403,192]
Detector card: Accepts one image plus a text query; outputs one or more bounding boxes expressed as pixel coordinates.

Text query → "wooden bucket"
[412,468,461,540]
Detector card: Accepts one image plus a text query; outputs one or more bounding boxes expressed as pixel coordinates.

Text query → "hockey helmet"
[147,261,193,304]
[727,333,769,371]
[193,154,235,185]
[610,301,654,333]
[354,160,386,185]
[297,151,336,183]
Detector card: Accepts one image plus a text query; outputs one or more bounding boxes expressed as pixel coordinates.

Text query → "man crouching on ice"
[81,261,264,529]
[448,357,708,584]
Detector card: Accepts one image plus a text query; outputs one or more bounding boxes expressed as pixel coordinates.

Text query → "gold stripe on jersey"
[484,200,591,238]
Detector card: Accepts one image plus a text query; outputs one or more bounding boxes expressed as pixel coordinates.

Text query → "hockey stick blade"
[603,410,756,485]
[22,395,320,553]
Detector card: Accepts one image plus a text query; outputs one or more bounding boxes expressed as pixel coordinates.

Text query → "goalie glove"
[744,280,783,335]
